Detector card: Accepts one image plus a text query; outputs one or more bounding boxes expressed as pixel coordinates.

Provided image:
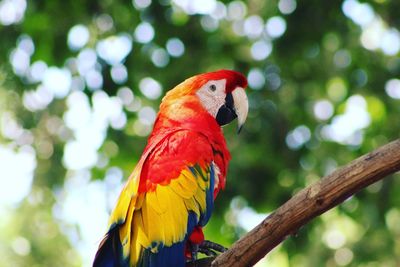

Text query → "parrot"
[93,69,248,267]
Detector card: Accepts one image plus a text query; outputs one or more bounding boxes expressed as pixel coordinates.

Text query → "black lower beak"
[216,93,237,126]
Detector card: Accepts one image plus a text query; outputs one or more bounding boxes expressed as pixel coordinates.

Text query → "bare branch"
[208,139,400,266]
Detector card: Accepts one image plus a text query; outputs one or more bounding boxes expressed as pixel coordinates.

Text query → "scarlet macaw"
[93,70,248,267]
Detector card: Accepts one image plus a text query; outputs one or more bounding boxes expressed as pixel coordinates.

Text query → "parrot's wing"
[95,129,218,267]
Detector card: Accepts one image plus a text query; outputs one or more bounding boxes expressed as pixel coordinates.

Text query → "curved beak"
[216,87,248,133]
[231,87,248,133]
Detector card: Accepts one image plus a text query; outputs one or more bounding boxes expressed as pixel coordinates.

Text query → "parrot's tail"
[93,227,125,267]
[93,225,189,267]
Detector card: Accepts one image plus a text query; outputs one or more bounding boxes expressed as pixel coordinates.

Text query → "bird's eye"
[209,84,216,92]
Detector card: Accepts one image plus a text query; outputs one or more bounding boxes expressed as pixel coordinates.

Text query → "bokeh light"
[278,0,296,15]
[29,60,47,82]
[134,22,155,43]
[172,0,217,15]
[266,16,287,38]
[111,64,128,84]
[0,0,26,25]
[151,48,170,68]
[385,79,400,99]
[139,77,162,99]
[286,125,311,150]
[343,0,400,56]
[42,67,72,98]
[67,25,90,51]
[313,100,334,121]
[321,95,371,145]
[247,68,266,90]
[166,38,185,57]
[251,40,273,61]
[244,15,264,39]
[0,145,36,206]
[132,0,151,10]
[96,34,132,65]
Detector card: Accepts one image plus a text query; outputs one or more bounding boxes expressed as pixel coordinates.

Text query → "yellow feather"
[155,184,171,213]
[146,190,164,214]
[142,195,165,252]
[119,198,135,258]
[130,211,148,265]
[159,188,177,244]
[193,186,207,213]
[134,211,150,247]
[168,188,188,243]
[169,176,193,199]
[196,174,207,190]
[184,197,200,215]
[179,170,199,194]
[135,194,145,210]
[109,164,141,225]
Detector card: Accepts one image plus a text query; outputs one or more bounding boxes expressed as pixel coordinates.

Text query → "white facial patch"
[196,79,227,117]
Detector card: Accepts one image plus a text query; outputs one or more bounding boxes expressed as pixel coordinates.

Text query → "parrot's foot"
[198,240,227,257]
[190,243,199,261]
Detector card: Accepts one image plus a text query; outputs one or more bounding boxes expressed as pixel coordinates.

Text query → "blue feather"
[199,164,215,226]
[93,227,128,267]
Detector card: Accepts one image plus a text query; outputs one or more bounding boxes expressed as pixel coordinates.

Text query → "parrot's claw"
[188,240,226,262]
[190,243,199,262]
[198,240,227,256]
[198,247,218,257]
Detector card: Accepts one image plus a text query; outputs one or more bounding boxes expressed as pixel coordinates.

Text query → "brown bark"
[191,139,400,267]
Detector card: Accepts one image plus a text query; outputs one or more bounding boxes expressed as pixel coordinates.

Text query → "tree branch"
[186,257,215,267]
[204,139,400,266]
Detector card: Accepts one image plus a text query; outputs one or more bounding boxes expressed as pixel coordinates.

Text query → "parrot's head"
[195,70,248,132]
[163,69,248,132]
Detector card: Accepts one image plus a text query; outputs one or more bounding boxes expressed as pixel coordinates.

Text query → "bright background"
[1,0,400,266]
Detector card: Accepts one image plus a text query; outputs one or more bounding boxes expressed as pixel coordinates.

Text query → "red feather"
[200,69,248,93]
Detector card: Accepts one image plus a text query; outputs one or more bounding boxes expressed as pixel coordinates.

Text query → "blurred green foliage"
[1,0,400,266]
